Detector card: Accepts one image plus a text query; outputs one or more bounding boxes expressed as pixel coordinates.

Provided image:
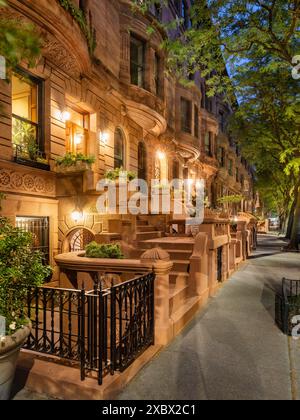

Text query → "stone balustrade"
[55,250,173,346]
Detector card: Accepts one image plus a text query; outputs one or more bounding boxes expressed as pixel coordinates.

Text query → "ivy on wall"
[57,0,96,56]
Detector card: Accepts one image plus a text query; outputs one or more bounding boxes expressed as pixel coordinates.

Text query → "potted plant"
[0,217,51,400]
[55,152,96,173]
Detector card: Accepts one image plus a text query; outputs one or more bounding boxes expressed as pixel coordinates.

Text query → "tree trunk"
[286,197,296,239]
[288,187,300,250]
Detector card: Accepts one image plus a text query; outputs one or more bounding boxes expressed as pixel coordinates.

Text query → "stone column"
[140,248,174,345]
[148,45,156,94]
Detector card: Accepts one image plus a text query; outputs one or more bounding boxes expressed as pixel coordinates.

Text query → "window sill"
[14,157,50,172]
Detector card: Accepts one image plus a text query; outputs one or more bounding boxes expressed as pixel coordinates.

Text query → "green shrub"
[0,217,52,335]
[85,242,124,259]
[55,152,95,167]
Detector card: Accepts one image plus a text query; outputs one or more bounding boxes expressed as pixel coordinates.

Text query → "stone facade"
[0,0,255,279]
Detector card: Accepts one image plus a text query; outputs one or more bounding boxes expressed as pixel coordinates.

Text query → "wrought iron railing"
[12,115,49,170]
[13,144,50,171]
[23,272,155,384]
[275,278,300,335]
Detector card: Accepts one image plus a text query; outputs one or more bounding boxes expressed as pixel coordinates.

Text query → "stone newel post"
[140,248,174,345]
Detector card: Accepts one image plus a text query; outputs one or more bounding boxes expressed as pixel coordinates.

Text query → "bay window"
[130,35,145,88]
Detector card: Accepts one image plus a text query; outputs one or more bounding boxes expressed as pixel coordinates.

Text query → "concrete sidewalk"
[118,235,300,400]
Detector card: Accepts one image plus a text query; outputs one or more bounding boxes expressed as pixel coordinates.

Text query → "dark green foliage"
[132,0,299,99]
[0,0,41,76]
[58,0,97,55]
[85,242,124,259]
[0,217,52,335]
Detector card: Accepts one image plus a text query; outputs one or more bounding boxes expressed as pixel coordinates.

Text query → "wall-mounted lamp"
[74,133,83,145]
[99,131,109,145]
[61,111,71,123]
[71,208,84,223]
[157,150,166,160]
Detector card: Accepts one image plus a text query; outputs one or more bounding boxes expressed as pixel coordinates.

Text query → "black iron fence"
[275,278,300,335]
[23,272,155,384]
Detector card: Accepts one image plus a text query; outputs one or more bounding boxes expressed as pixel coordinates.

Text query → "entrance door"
[217,247,223,282]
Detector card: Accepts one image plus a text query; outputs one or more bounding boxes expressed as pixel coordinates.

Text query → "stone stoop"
[135,237,206,341]
[136,218,164,241]
[14,346,162,401]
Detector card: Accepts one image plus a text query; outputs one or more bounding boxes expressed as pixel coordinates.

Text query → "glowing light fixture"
[71,209,84,223]
[74,133,83,145]
[61,111,71,123]
[100,131,109,144]
[157,150,166,160]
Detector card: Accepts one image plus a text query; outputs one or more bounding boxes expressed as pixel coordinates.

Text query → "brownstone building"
[0,0,255,279]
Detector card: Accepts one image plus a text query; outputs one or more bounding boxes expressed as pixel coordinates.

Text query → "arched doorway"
[138,141,147,180]
[64,228,95,252]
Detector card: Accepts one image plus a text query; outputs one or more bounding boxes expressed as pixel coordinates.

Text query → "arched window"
[138,142,147,180]
[68,228,95,252]
[172,159,180,180]
[114,128,125,169]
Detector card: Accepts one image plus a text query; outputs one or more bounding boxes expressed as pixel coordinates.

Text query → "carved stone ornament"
[141,247,170,262]
[0,168,55,197]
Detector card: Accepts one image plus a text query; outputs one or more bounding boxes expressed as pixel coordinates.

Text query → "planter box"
[55,161,92,173]
[276,278,300,335]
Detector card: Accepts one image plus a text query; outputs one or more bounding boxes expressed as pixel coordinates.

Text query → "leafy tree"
[132,0,299,97]
[0,0,41,78]
[133,0,299,247]
[229,57,299,246]
[0,217,51,335]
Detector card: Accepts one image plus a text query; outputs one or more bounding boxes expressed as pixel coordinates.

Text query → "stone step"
[136,220,149,226]
[165,249,193,260]
[131,248,192,261]
[172,259,190,273]
[170,272,190,288]
[169,284,189,315]
[140,238,195,251]
[170,295,201,336]
[136,225,157,233]
[136,231,162,241]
